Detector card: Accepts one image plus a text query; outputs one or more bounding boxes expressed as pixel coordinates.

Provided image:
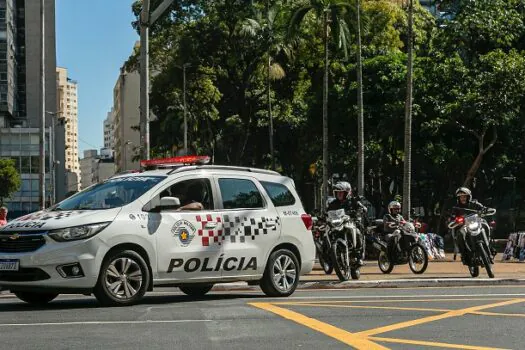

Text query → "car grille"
[0,268,50,282]
[0,233,46,253]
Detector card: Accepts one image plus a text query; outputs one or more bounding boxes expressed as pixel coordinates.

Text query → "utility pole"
[139,0,175,161]
[39,0,46,210]
[183,63,188,155]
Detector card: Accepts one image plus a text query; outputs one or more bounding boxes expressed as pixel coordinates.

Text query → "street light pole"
[183,63,191,155]
[39,0,46,210]
[139,0,175,161]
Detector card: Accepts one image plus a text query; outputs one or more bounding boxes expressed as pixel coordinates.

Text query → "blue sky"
[56,0,139,155]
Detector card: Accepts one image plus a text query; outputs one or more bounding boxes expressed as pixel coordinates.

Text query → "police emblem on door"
[172,220,196,247]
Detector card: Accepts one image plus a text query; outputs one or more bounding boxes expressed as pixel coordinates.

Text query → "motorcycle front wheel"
[479,243,495,278]
[378,250,394,274]
[319,254,334,275]
[469,265,480,277]
[331,239,351,282]
[408,244,428,274]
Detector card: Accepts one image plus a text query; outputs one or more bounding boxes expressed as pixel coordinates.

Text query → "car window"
[261,181,296,207]
[161,178,214,210]
[51,176,166,210]
[218,178,264,209]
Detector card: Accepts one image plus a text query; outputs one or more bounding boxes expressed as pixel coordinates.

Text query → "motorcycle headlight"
[48,222,110,242]
[468,222,480,231]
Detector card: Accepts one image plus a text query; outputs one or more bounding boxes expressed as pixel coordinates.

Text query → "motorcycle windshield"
[327,209,345,220]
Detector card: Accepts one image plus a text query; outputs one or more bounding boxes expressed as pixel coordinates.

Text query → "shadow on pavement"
[0,292,265,312]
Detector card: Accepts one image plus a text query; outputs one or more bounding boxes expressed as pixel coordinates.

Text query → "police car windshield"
[51,176,166,210]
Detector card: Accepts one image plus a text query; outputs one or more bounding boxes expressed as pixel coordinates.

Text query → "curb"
[2,279,524,298]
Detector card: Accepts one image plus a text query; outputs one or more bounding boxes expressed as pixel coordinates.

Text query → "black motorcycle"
[370,218,428,274]
[312,216,333,275]
[448,207,497,278]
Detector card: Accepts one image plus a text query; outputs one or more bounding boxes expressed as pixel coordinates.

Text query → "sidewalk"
[304,254,525,282]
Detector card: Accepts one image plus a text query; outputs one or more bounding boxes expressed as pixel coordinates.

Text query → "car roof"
[110,165,286,181]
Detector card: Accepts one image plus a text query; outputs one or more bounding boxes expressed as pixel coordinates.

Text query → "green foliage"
[129,0,525,233]
[0,158,21,206]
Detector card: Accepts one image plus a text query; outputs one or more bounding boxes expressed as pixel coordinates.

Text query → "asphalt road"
[1,286,524,349]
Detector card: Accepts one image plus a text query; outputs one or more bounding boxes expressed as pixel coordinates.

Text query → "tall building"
[103,107,115,151]
[0,0,64,218]
[114,43,140,172]
[56,66,80,190]
[79,149,115,190]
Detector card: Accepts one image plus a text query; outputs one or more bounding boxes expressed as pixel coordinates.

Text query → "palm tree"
[402,0,414,218]
[356,0,364,197]
[242,2,290,170]
[288,0,353,210]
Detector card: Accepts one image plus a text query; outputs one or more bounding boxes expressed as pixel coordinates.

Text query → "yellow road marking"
[282,302,452,313]
[274,297,513,305]
[473,311,525,318]
[249,302,388,350]
[370,336,509,350]
[357,298,525,337]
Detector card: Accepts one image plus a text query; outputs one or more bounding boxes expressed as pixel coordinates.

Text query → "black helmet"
[455,187,472,202]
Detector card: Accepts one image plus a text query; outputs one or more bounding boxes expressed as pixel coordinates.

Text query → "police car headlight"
[49,222,110,242]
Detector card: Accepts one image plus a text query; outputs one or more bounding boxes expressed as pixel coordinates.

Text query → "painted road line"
[273,297,515,305]
[0,320,213,327]
[282,302,452,313]
[472,311,525,318]
[262,293,525,300]
[357,298,525,337]
[249,302,388,350]
[369,336,509,350]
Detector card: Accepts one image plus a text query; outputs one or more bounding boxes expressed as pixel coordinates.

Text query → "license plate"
[0,259,19,271]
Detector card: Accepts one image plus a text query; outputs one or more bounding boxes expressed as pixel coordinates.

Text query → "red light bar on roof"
[140,155,211,168]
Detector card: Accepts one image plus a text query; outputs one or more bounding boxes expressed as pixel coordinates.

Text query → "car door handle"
[205,222,217,229]
[265,223,276,229]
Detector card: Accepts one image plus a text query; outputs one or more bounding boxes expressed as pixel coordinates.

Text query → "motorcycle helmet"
[455,187,472,202]
[333,181,351,200]
[388,200,401,214]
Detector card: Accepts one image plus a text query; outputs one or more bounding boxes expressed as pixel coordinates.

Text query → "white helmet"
[333,181,351,199]
[388,200,401,214]
[455,187,472,202]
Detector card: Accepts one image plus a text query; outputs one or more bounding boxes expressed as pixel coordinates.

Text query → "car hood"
[0,208,122,232]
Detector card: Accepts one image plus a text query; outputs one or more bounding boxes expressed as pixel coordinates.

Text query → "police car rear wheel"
[14,291,58,305]
[94,250,150,306]
[179,284,214,297]
[260,249,299,297]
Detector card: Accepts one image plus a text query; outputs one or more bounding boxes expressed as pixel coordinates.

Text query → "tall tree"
[402,0,414,217]
[242,1,290,170]
[355,0,364,196]
[288,0,353,209]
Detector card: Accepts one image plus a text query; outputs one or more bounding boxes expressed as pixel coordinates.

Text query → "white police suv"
[0,156,315,306]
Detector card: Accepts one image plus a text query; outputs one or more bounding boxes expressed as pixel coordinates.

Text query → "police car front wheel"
[93,249,150,306]
[260,249,299,297]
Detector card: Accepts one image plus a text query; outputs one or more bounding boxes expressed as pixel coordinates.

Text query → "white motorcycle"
[448,207,497,278]
[326,209,363,281]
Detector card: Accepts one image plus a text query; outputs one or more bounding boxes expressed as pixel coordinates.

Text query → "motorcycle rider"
[450,187,492,261]
[327,181,366,266]
[383,201,405,255]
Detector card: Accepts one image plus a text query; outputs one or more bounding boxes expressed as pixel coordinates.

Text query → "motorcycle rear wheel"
[350,267,360,280]
[378,250,394,274]
[331,239,351,282]
[409,244,428,274]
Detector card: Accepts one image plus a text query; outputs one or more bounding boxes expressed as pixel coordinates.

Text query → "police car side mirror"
[159,197,181,209]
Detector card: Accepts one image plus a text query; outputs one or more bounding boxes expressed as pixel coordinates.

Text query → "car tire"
[93,249,150,307]
[14,291,58,305]
[179,284,214,297]
[260,249,300,297]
